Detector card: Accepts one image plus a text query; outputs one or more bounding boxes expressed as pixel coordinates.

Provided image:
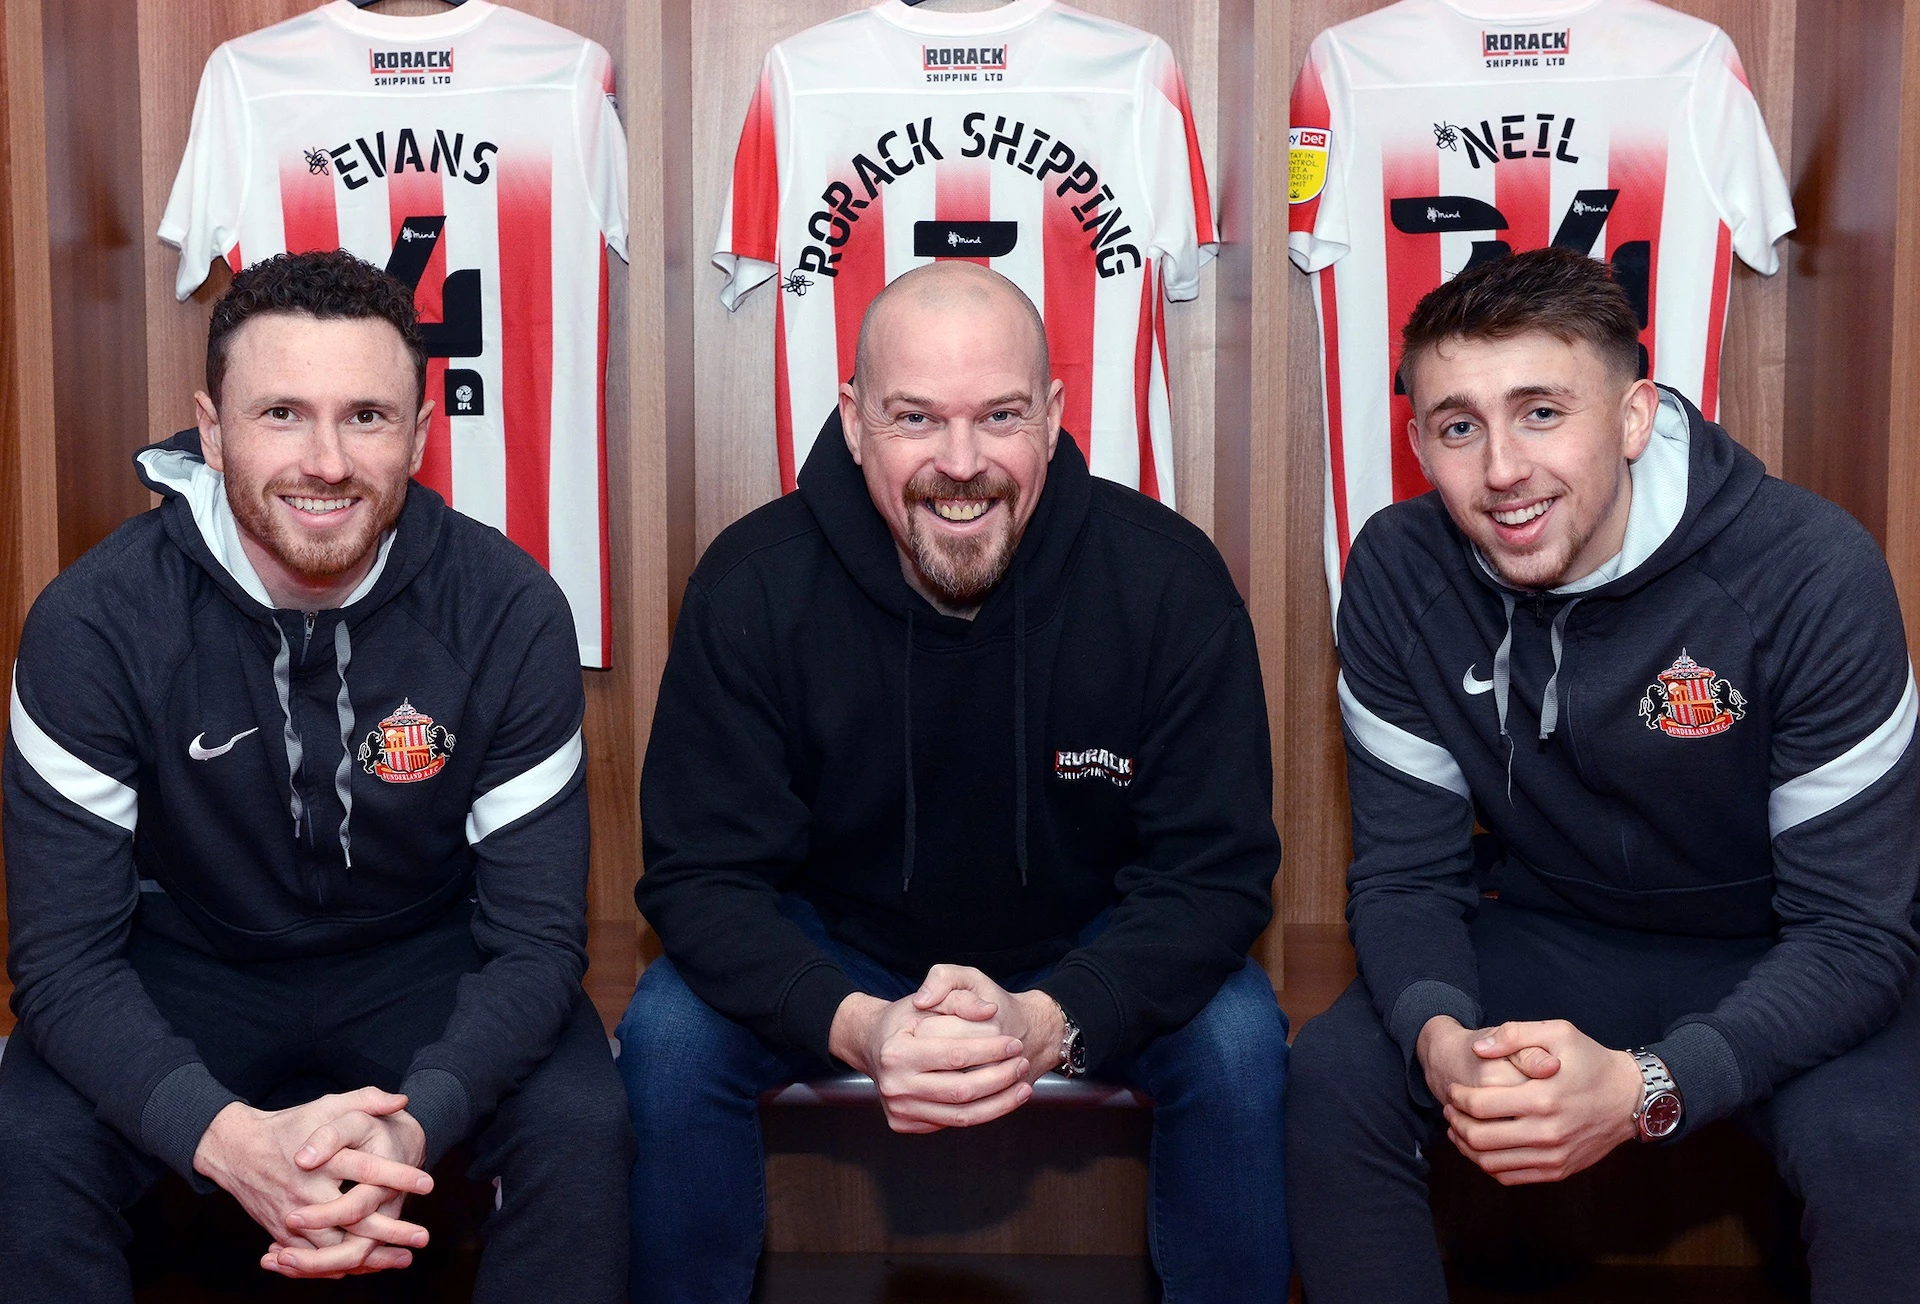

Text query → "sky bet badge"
[1639,651,1746,738]
[360,700,456,782]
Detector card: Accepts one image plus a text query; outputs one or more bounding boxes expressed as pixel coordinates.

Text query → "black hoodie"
[635,416,1279,1071]
[4,431,589,1181]
[1337,388,1920,1130]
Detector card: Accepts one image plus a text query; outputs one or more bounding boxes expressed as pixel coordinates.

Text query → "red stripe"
[1158,61,1216,245]
[1133,267,1158,498]
[1382,145,1439,503]
[1043,184,1096,467]
[596,243,612,664]
[1288,55,1332,237]
[832,170,887,390]
[1700,222,1734,422]
[497,154,554,567]
[730,69,780,264]
[774,287,796,493]
[279,155,339,254]
[1606,137,1667,383]
[226,245,243,274]
[1726,47,1752,91]
[387,167,451,502]
[1319,268,1353,570]
[935,159,992,264]
[1146,274,1169,500]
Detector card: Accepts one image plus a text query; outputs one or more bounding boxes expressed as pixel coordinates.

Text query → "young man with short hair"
[1288,246,1920,1301]
[0,250,631,1299]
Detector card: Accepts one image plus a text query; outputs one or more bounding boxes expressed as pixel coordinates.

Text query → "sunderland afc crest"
[360,699,455,782]
[1639,651,1745,738]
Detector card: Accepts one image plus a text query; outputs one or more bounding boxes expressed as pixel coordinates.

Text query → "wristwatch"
[1058,1008,1087,1078]
[1628,1048,1683,1141]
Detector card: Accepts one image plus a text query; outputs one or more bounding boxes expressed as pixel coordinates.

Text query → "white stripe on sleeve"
[1337,672,1471,801]
[465,727,584,845]
[1769,665,1918,838]
[9,668,138,833]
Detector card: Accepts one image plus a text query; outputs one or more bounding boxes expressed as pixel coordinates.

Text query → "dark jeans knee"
[1138,959,1289,1113]
[1287,981,1422,1167]
[616,959,784,1123]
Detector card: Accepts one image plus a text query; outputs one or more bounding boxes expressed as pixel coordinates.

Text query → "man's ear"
[1044,377,1064,460]
[838,383,864,466]
[409,398,435,476]
[195,391,225,472]
[1621,377,1659,462]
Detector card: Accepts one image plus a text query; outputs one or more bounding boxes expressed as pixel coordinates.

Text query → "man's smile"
[281,494,360,521]
[924,497,1000,526]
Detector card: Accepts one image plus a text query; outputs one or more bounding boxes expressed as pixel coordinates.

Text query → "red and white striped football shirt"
[716,0,1216,505]
[1289,0,1793,607]
[160,1,628,667]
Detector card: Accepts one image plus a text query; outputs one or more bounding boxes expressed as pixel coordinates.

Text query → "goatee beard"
[228,474,404,583]
[903,469,1019,607]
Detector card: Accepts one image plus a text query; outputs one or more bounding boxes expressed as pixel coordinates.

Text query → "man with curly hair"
[0,250,631,1300]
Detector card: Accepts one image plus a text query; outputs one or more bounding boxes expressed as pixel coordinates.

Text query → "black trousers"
[0,906,633,1303]
[1287,900,1920,1303]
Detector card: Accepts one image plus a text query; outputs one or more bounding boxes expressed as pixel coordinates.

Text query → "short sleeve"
[576,41,630,261]
[1687,31,1794,275]
[712,54,782,311]
[157,46,250,301]
[1139,39,1218,303]
[1287,32,1351,275]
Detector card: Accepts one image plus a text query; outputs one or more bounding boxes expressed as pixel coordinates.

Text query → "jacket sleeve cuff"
[399,1067,473,1169]
[1036,963,1126,1073]
[1387,979,1482,1107]
[1649,1021,1745,1136]
[780,961,860,1065]
[140,1061,243,1189]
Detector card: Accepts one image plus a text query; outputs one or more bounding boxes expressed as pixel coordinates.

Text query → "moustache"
[903,470,1018,507]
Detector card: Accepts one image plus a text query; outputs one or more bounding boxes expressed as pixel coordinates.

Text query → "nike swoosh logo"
[1462,666,1494,696]
[188,728,259,761]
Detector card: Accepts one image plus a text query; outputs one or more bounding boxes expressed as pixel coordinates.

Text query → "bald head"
[853,262,1049,393]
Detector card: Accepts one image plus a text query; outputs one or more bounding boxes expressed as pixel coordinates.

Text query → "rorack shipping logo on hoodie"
[1054,748,1134,787]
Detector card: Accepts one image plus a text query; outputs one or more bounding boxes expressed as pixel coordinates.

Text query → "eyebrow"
[881,390,1035,411]
[1422,383,1577,419]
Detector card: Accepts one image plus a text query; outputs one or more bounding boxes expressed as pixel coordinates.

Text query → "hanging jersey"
[1288,0,1793,607]
[159,0,628,667]
[715,0,1215,504]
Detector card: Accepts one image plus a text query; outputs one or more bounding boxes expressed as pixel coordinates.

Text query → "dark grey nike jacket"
[4,430,589,1180]
[1337,386,1920,1130]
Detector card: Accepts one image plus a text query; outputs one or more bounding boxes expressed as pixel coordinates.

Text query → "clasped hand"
[1419,1015,1645,1185]
[192,1086,434,1279]
[828,964,1067,1134]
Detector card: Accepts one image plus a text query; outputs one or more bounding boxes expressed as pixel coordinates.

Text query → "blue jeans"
[616,897,1290,1303]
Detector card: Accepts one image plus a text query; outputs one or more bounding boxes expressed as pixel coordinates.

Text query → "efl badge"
[1639,651,1745,738]
[359,699,455,783]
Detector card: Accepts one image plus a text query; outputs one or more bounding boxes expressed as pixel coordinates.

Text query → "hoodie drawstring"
[1538,599,1580,742]
[1012,569,1030,888]
[333,621,356,870]
[272,628,306,839]
[901,608,918,893]
[1492,594,1516,800]
[270,618,357,873]
[1490,593,1581,801]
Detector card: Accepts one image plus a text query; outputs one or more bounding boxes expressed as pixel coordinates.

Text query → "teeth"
[286,496,354,515]
[1492,500,1551,527]
[931,499,990,522]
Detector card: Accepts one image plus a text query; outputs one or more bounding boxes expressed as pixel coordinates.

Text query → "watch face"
[1642,1091,1682,1138]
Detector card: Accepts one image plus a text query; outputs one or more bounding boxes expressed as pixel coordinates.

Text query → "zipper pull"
[302,610,316,658]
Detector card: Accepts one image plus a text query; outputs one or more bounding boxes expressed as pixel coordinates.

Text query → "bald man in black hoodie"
[616,263,1289,1303]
